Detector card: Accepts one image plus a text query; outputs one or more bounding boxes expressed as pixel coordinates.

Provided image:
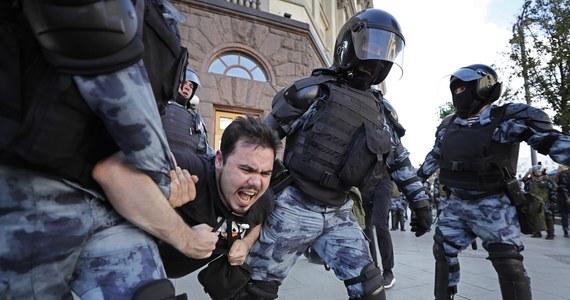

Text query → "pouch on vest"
[337,123,390,188]
[504,177,527,206]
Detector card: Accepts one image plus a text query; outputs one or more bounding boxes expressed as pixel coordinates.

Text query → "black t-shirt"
[158,147,274,278]
[173,148,273,231]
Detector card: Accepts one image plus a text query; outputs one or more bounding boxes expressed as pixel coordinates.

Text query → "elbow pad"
[23,0,143,75]
[505,103,554,132]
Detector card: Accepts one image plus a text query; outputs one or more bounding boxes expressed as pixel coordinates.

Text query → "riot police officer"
[162,68,214,156]
[242,9,432,300]
[417,64,570,300]
[524,165,557,239]
[0,1,209,298]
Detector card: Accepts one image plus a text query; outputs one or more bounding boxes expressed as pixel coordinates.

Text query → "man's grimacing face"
[215,139,274,215]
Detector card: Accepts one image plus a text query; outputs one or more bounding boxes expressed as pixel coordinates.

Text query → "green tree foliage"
[437,102,455,121]
[508,0,570,133]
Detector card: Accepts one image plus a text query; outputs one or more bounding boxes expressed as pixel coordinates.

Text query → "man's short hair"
[219,115,281,163]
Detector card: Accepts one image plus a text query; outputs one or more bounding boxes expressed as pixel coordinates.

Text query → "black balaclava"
[451,79,485,118]
[174,92,189,107]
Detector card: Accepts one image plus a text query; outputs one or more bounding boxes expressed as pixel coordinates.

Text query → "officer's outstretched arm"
[265,83,325,138]
[505,103,570,165]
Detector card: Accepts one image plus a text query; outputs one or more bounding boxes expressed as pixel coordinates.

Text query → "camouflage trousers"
[246,185,374,298]
[436,192,526,288]
[0,165,166,300]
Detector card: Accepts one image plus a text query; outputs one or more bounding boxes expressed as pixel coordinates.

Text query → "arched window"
[208,51,267,82]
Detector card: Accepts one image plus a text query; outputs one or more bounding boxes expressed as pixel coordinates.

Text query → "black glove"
[410,206,432,237]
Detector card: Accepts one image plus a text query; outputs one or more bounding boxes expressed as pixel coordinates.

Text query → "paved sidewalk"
[172,224,570,300]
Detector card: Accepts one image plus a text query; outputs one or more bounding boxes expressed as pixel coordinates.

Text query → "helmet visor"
[351,28,405,69]
[185,69,201,87]
[451,67,487,82]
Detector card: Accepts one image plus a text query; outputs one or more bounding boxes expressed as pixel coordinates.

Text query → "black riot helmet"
[175,68,201,106]
[333,9,405,90]
[449,64,503,118]
[450,64,502,102]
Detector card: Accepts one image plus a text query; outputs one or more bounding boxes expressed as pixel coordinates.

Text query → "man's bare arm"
[93,152,218,259]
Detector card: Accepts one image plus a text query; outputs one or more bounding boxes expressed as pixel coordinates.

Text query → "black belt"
[451,189,503,200]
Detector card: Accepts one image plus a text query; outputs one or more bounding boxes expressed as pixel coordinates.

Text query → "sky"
[372,0,525,166]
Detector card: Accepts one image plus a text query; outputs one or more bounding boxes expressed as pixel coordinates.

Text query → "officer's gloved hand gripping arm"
[22,0,218,260]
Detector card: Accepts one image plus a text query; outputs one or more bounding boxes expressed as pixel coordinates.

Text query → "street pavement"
[172,223,570,300]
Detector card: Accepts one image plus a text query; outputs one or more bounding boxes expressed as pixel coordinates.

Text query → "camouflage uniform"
[390,194,407,231]
[0,61,173,299]
[247,92,431,298]
[417,103,570,299]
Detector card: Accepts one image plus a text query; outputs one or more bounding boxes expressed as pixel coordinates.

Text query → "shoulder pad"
[382,98,406,137]
[382,98,399,121]
[504,103,554,130]
[284,83,323,110]
[23,0,143,75]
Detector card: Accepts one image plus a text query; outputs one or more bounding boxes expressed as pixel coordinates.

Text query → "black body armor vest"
[0,0,185,188]
[162,102,209,155]
[439,106,519,191]
[284,75,391,206]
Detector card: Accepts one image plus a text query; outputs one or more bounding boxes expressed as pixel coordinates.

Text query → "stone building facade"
[173,0,372,149]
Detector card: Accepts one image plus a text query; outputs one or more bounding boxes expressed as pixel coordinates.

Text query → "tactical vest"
[439,105,519,191]
[527,178,549,203]
[0,0,185,187]
[284,75,391,204]
[162,102,209,155]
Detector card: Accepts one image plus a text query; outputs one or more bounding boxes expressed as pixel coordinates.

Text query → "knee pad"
[344,262,384,299]
[132,279,187,300]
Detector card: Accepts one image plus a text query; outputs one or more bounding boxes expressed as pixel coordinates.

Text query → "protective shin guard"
[487,244,532,300]
[433,230,457,300]
[132,279,187,300]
